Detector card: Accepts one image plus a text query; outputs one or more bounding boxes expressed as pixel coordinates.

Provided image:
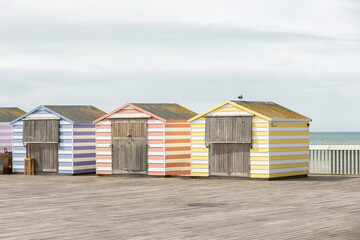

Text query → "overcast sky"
[0,0,359,131]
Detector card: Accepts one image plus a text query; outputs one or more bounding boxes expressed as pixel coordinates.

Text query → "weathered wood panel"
[23,120,59,143]
[205,116,251,143]
[209,143,250,177]
[26,143,58,174]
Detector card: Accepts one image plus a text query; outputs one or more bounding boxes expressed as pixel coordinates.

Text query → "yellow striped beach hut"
[188,100,312,179]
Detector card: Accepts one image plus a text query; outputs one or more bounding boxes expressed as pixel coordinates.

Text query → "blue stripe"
[60,124,72,129]
[13,168,24,173]
[13,146,26,150]
[13,139,23,143]
[13,132,22,136]
[73,139,95,143]
[59,154,72,158]
[59,146,72,151]
[74,161,96,166]
[60,132,72,136]
[73,132,95,136]
[59,162,72,166]
[13,161,24,165]
[59,170,72,174]
[60,139,72,143]
[13,125,23,129]
[73,125,95,129]
[13,153,26,158]
[73,146,95,150]
[74,153,96,158]
[73,169,95,174]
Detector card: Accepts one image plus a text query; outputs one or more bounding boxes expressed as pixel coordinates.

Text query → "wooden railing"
[310,145,360,175]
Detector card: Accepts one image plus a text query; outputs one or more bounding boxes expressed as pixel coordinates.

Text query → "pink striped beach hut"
[0,108,25,153]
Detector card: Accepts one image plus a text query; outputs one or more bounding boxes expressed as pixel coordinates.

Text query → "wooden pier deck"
[1,175,360,239]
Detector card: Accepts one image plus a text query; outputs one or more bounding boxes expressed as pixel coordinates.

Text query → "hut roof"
[11,105,106,124]
[0,108,26,122]
[189,100,311,122]
[94,103,197,123]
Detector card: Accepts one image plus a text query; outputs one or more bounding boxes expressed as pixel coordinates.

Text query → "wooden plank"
[23,120,59,143]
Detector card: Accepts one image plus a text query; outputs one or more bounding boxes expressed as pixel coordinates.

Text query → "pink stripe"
[0,132,11,136]
[0,126,11,129]
[0,147,12,151]
[117,109,142,113]
[0,139,12,143]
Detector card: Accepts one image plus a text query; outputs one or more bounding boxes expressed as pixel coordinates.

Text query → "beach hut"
[0,108,25,153]
[188,100,311,179]
[94,103,197,176]
[11,105,105,174]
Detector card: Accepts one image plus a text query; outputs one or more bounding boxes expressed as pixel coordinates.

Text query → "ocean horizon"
[310,132,360,145]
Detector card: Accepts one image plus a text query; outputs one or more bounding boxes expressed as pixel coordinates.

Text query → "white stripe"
[0,143,13,147]
[252,118,268,123]
[97,166,111,171]
[13,143,24,147]
[269,127,309,131]
[14,150,26,154]
[192,168,208,173]
[97,151,111,155]
[206,111,253,117]
[149,144,164,148]
[191,120,205,124]
[192,160,208,164]
[123,106,134,110]
[96,159,111,163]
[96,144,111,148]
[148,120,164,124]
[269,166,309,173]
[269,151,309,156]
[148,160,165,164]
[148,128,164,132]
[269,135,309,139]
[148,136,164,140]
[13,165,24,169]
[252,127,269,132]
[192,152,208,157]
[0,129,12,133]
[0,122,10,126]
[60,120,71,125]
[60,128,72,132]
[252,144,268,149]
[60,136,72,140]
[252,135,269,140]
[148,152,164,156]
[59,150,72,155]
[250,169,268,174]
[59,159,72,163]
[250,161,268,165]
[96,121,111,126]
[108,113,151,118]
[13,122,23,126]
[59,143,73,147]
[269,143,309,148]
[25,114,60,119]
[96,136,111,140]
[148,168,164,172]
[59,166,73,171]
[12,136,22,139]
[13,157,24,161]
[191,136,205,140]
[0,136,12,140]
[96,128,111,133]
[191,128,205,132]
[250,152,268,157]
[192,144,206,148]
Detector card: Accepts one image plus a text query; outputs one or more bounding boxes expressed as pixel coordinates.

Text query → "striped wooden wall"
[73,122,96,174]
[147,119,165,176]
[0,122,12,152]
[164,120,191,176]
[95,120,112,174]
[12,108,75,173]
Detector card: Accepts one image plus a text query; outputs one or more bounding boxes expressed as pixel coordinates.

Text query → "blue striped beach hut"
[11,105,105,174]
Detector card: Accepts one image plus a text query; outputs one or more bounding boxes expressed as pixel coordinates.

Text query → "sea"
[310,132,360,145]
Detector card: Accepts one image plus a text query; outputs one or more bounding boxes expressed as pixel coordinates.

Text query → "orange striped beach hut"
[93,103,197,176]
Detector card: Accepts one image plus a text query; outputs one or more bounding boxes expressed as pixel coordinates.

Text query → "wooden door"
[26,143,58,174]
[209,143,250,177]
[111,119,147,174]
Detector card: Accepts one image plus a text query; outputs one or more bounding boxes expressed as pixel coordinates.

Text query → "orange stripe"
[97,170,112,175]
[165,162,191,167]
[148,147,164,152]
[97,140,111,144]
[97,155,111,159]
[97,162,111,167]
[165,131,190,136]
[97,147,111,151]
[148,171,165,176]
[148,140,164,144]
[148,155,164,160]
[165,124,190,128]
[166,146,190,151]
[148,132,164,136]
[148,163,164,168]
[165,154,190,160]
[165,170,191,175]
[166,120,188,123]
[96,132,111,136]
[96,125,111,128]
[148,124,163,128]
[164,139,190,143]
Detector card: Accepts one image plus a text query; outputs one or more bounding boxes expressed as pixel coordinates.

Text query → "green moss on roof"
[0,108,26,122]
[231,101,311,120]
[44,105,106,122]
[132,103,197,120]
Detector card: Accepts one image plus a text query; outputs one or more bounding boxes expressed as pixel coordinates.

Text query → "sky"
[0,0,359,131]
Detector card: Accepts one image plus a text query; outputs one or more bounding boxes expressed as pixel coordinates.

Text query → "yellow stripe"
[269,139,309,144]
[269,170,309,178]
[272,123,308,128]
[252,131,268,136]
[192,172,209,177]
[192,140,205,144]
[192,148,208,153]
[269,147,309,152]
[191,124,205,128]
[252,122,268,127]
[269,162,309,169]
[251,148,268,153]
[269,154,309,160]
[191,132,205,136]
[269,131,309,136]
[251,165,268,170]
[250,173,269,178]
[213,107,241,112]
[192,164,208,169]
[188,101,238,122]
[252,139,269,144]
[191,156,208,160]
[250,156,268,161]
